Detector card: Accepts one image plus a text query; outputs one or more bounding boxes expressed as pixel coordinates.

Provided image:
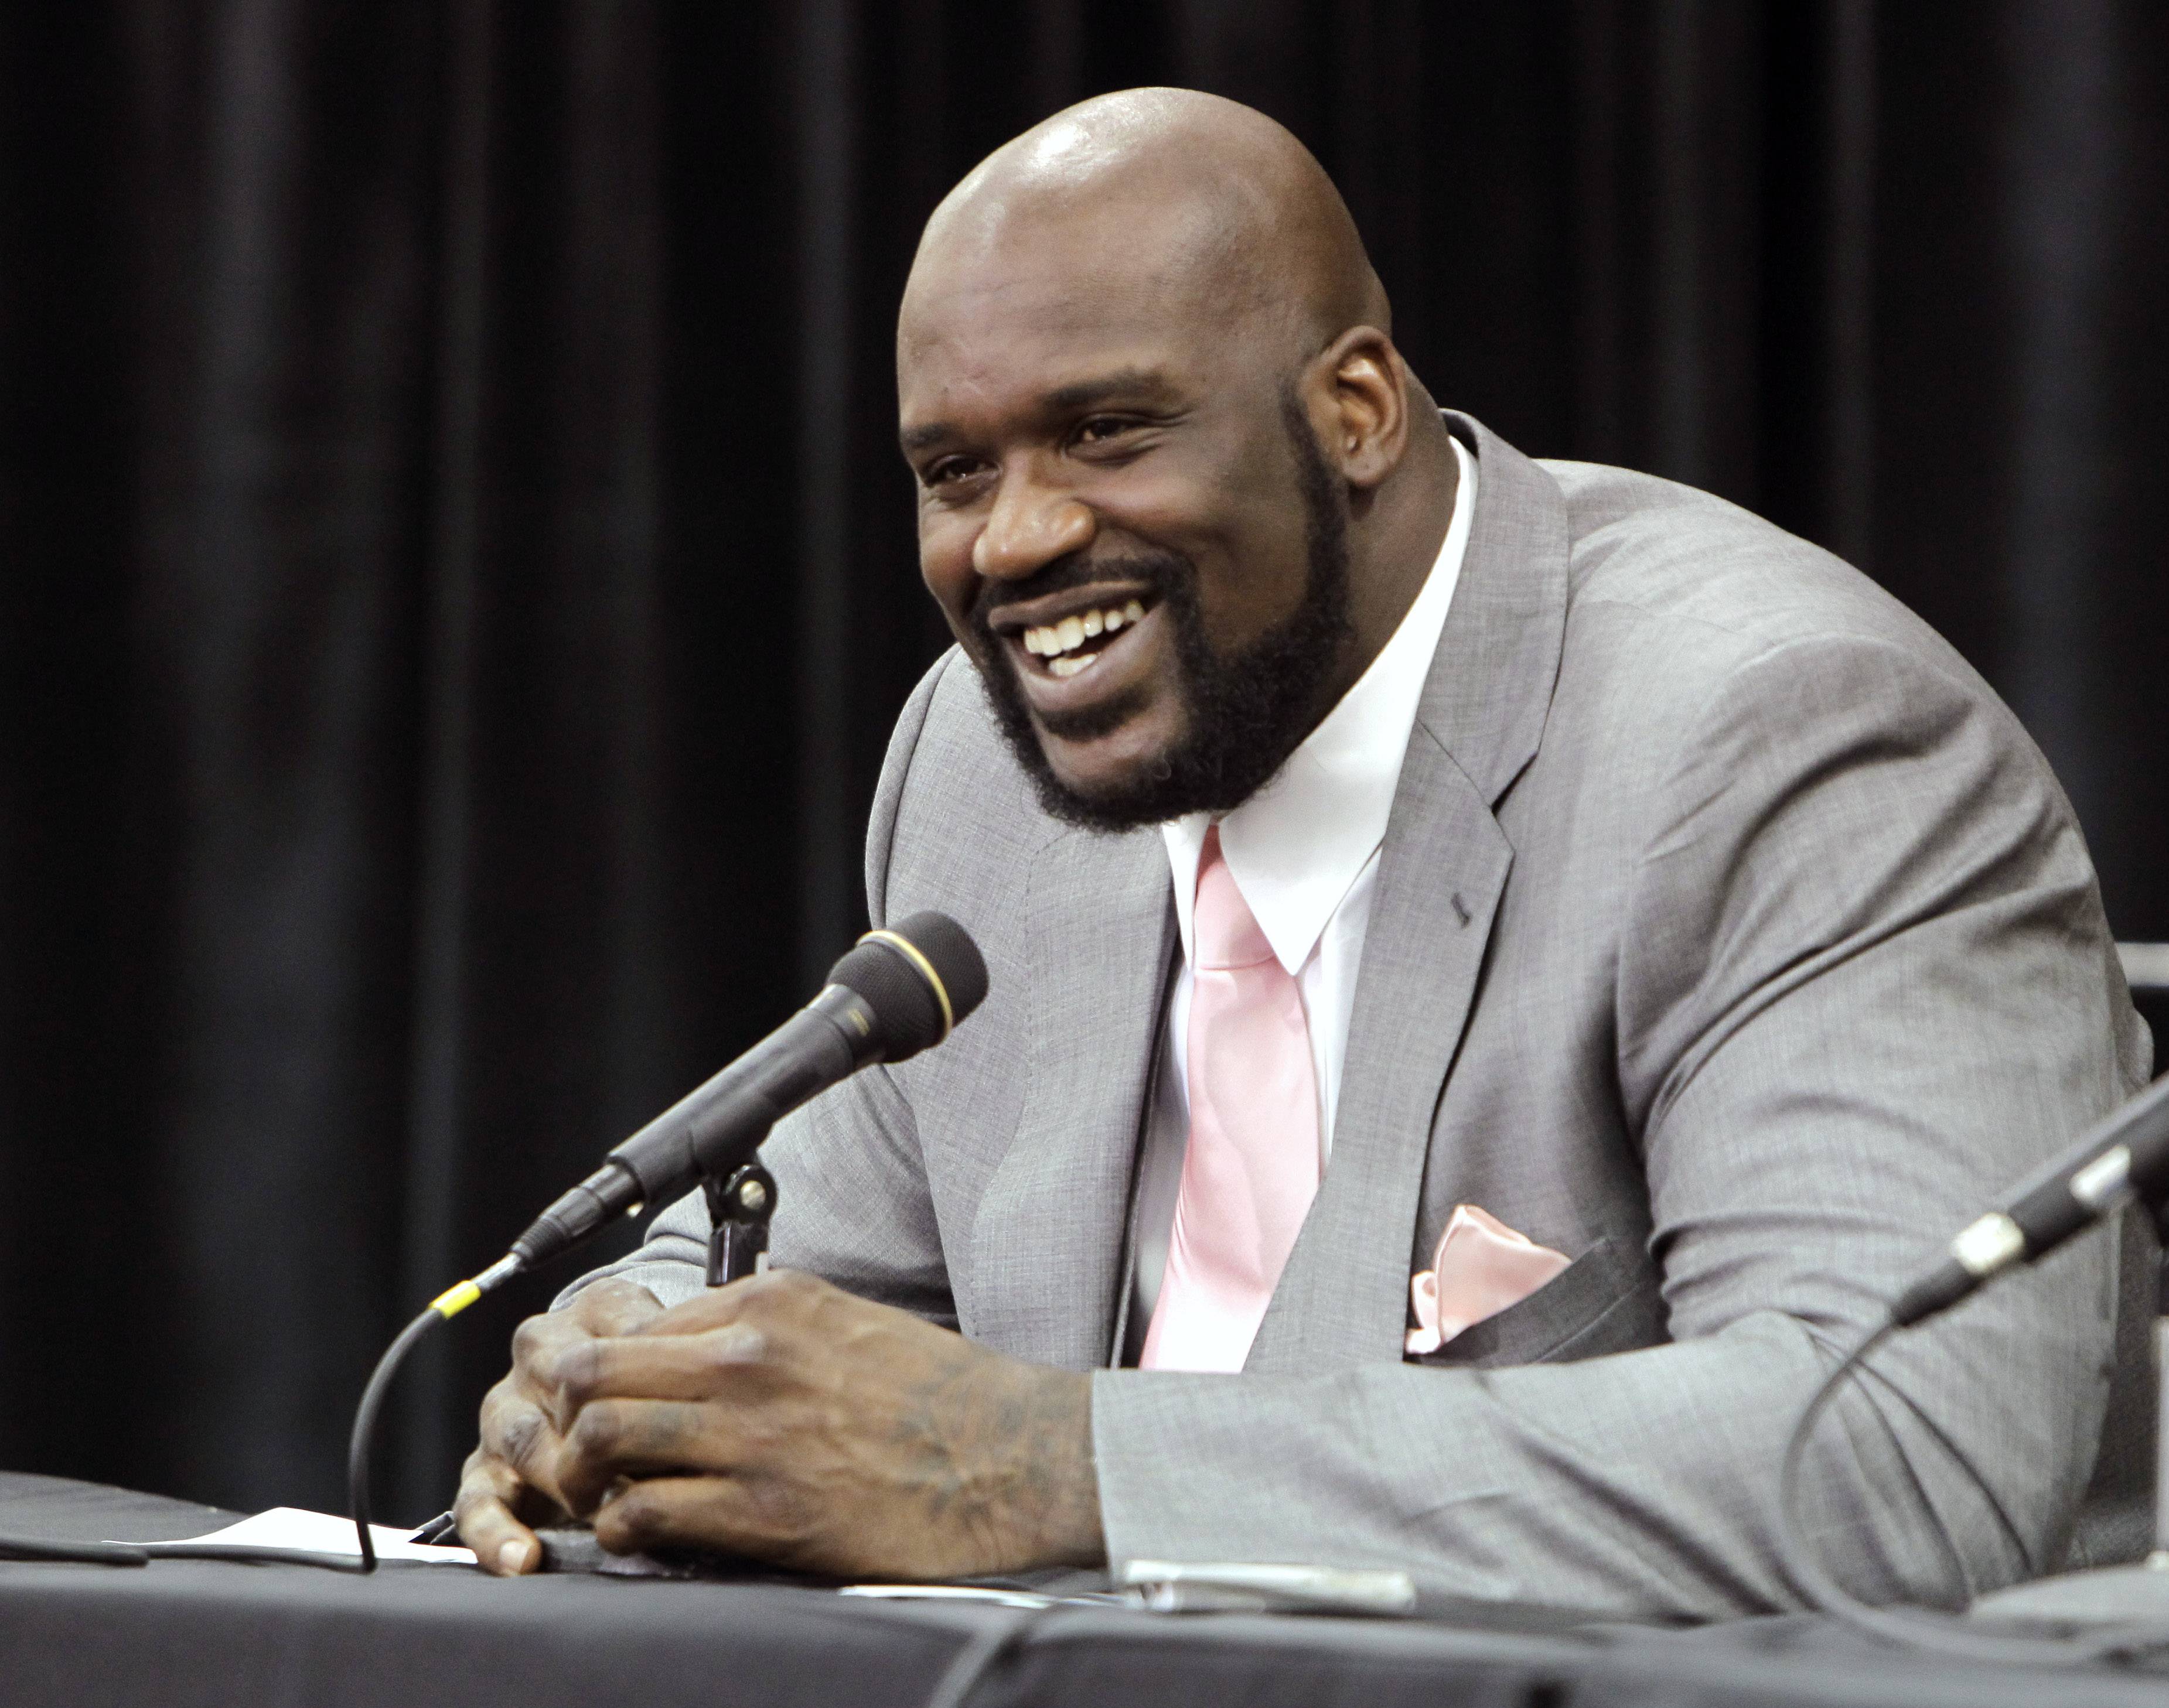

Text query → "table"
[3,1472,2166,1708]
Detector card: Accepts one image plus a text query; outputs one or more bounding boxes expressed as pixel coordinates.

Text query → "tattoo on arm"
[892,1359,1103,1571]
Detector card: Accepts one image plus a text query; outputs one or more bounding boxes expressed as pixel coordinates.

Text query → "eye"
[1074,416,1133,446]
[921,456,989,491]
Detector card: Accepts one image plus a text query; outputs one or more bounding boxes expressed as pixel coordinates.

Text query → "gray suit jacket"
[587,415,2148,1619]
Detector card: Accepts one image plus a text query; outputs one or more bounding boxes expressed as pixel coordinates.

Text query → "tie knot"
[1193,828,1277,971]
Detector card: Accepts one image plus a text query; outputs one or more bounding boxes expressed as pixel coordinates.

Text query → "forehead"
[898,298,1201,435]
[896,198,1255,432]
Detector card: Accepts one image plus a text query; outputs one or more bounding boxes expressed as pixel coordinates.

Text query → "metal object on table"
[705,1161,777,1287]
[2119,942,2169,998]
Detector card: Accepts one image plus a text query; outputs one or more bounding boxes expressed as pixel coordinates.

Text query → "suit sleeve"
[1087,632,2144,1618]
[557,654,961,1322]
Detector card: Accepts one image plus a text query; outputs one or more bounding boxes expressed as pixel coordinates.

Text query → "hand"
[455,1277,664,1574]
[544,1268,1104,1579]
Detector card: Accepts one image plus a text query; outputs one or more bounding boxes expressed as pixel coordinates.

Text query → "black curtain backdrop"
[1,0,2164,1521]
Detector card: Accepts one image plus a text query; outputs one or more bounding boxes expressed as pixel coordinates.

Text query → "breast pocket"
[1405,1235,1667,1369]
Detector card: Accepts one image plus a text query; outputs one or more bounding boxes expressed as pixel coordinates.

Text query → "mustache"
[968,549,1192,634]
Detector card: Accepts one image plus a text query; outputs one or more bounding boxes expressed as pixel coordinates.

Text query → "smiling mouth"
[1016,597,1150,680]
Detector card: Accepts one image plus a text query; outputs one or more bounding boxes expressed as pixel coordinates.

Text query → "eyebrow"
[899,419,957,455]
[899,367,1181,456]
[1043,368,1178,412]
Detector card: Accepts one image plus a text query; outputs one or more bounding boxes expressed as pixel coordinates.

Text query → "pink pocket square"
[1405,1204,1572,1355]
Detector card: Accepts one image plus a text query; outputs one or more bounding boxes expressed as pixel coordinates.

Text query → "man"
[453,90,2147,1618]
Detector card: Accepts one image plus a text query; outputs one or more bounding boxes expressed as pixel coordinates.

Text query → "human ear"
[1312,325,1409,491]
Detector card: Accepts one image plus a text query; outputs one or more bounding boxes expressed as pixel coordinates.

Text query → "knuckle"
[763,1267,822,1301]
[700,1322,768,1370]
[477,1376,515,1432]
[742,1476,820,1553]
[599,1483,653,1540]
[567,1400,624,1460]
[494,1405,547,1470]
[548,1338,601,1402]
[510,1313,560,1366]
[735,1266,813,1323]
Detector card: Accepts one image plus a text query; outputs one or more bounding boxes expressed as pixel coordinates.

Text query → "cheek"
[917,518,978,636]
[1113,451,1312,651]
[1191,542,1310,654]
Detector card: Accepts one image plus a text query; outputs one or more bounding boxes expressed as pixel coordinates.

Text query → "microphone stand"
[1969,1200,2169,1626]
[524,1151,782,1579]
[705,1160,777,1287]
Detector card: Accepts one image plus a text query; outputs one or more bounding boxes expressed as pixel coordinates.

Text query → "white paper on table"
[840,1584,1065,1609]
[111,1506,476,1566]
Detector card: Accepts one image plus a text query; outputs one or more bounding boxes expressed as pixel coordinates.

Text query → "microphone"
[507,911,988,1275]
[346,911,986,1570]
[1891,1071,2169,1327]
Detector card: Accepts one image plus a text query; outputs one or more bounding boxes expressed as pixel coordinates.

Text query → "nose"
[972,462,1095,581]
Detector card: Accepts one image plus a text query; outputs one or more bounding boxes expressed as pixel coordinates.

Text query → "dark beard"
[969,390,1353,833]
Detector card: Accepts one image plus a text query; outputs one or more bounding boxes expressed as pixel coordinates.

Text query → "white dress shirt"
[1130,436,1476,1330]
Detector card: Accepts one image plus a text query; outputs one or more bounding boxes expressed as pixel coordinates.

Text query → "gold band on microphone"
[860,928,954,1038]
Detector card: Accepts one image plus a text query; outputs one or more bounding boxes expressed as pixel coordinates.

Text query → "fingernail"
[497,1539,533,1574]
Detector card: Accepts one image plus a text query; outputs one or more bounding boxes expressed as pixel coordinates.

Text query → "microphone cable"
[0,1253,524,1575]
[1776,1311,2169,1668]
[346,1255,525,1570]
[0,1250,524,1574]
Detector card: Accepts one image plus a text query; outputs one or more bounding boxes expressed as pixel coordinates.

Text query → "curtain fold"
[1,0,2162,1518]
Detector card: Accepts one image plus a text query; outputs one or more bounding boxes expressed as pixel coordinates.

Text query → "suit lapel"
[1247,416,1570,1374]
[967,825,1174,1370]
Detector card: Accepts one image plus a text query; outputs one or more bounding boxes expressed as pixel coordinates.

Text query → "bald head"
[897,92,1458,828]
[904,89,1389,364]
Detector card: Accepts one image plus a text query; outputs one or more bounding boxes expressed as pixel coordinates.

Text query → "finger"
[453,1450,544,1577]
[630,1285,758,1339]
[510,1286,666,1433]
[557,1399,737,1515]
[567,1277,667,1337]
[511,1280,664,1376]
[509,1311,594,1411]
[590,1474,799,1566]
[511,1315,615,1436]
[549,1323,768,1409]
[479,1379,571,1504]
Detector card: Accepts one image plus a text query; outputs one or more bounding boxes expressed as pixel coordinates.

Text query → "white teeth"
[1021,602,1149,668]
[1048,654,1098,679]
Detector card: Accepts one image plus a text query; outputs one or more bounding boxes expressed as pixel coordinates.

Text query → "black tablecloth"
[3,1471,2167,1708]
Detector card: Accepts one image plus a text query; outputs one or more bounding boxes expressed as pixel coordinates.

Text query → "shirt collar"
[1162,434,1476,975]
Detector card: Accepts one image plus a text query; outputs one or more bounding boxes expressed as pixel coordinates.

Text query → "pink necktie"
[1142,827,1322,1371]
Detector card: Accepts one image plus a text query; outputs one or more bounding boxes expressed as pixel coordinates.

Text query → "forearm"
[1090,1259,2110,1620]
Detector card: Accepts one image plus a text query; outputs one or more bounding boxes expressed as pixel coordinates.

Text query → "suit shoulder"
[1536,459,1977,684]
[1521,461,2058,832]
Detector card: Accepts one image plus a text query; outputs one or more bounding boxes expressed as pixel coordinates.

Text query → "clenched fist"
[456,1269,1103,1579]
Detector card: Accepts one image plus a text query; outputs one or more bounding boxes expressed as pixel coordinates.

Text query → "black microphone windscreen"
[825,911,987,1061]
[891,910,989,1022]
